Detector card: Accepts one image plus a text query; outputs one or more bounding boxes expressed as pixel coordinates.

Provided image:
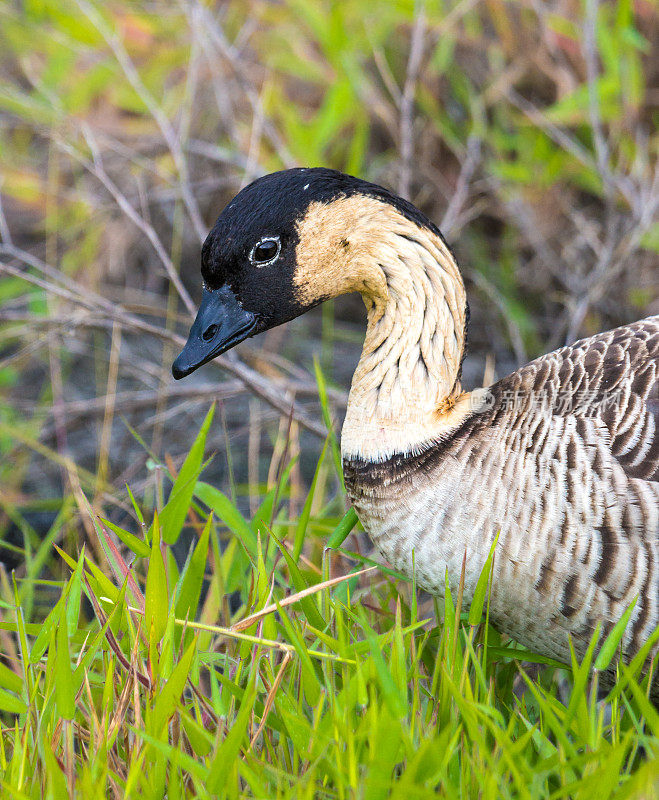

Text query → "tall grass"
[0,405,658,797]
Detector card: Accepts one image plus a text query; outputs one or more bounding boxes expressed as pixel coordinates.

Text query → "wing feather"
[489,316,659,484]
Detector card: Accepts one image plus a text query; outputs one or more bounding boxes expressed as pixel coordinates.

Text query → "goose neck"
[341,227,468,462]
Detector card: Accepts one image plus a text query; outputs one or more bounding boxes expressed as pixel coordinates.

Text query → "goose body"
[344,320,659,673]
[173,168,659,695]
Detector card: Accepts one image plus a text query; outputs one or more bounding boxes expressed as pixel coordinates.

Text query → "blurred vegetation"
[0,0,657,795]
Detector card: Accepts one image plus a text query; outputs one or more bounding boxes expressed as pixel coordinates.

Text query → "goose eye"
[250,237,280,265]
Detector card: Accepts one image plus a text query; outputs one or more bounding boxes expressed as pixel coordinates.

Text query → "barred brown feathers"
[344,316,659,698]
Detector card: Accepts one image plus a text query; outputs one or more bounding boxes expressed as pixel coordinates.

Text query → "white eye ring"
[249,236,281,266]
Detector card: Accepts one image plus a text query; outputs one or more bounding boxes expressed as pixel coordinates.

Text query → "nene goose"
[173,168,659,697]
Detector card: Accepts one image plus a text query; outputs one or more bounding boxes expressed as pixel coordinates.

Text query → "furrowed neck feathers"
[337,200,469,461]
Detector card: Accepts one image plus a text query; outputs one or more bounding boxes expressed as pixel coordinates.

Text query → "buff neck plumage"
[293,195,470,461]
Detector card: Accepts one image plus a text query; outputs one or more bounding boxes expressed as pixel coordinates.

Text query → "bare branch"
[74,0,208,242]
[0,185,13,247]
[58,127,196,316]
[1,254,331,440]
[440,135,481,236]
[468,270,528,367]
[398,7,426,200]
[194,1,296,170]
[564,180,659,342]
[505,87,637,209]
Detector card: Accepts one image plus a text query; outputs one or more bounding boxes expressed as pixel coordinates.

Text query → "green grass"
[0,405,658,799]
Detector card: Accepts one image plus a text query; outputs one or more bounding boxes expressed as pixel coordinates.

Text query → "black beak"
[172,286,257,379]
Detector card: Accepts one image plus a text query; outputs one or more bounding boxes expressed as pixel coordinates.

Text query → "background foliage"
[0,0,657,796]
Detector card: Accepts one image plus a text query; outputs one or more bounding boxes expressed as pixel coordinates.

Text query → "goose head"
[172,167,452,380]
